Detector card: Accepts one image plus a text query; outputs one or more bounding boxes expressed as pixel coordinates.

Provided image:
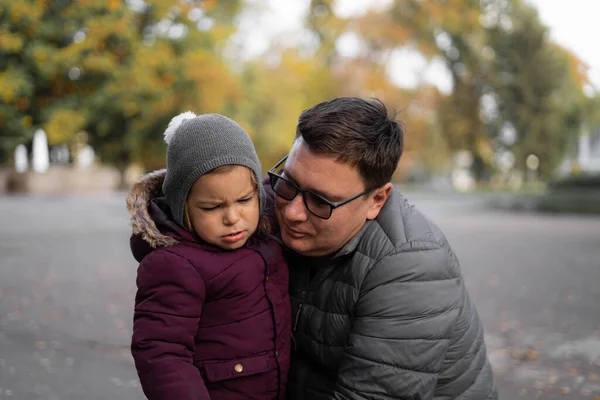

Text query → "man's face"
[275,139,390,257]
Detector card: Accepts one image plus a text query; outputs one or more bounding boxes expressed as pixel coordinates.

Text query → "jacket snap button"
[275,351,280,358]
[234,364,243,373]
[265,276,270,283]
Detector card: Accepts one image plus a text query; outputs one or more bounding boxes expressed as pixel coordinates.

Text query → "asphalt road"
[1,192,599,399]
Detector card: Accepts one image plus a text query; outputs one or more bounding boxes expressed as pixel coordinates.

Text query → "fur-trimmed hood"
[126,169,197,261]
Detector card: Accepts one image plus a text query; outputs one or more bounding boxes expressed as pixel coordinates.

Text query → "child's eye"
[238,197,253,204]
[200,205,219,211]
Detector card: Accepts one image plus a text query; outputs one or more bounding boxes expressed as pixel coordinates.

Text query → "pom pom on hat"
[164,111,197,144]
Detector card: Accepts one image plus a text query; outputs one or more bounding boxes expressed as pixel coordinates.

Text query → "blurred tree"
[347,0,592,181]
[1,0,593,185]
[0,0,243,177]
[306,0,346,67]
[386,0,493,180]
[80,0,244,176]
[333,0,486,179]
[1,1,52,163]
[332,57,451,180]
[223,0,346,171]
[301,1,439,180]
[484,0,590,179]
[232,48,338,171]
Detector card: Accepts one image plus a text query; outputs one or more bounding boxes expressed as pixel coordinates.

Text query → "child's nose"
[223,207,241,225]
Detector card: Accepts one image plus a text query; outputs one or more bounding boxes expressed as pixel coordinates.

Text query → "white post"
[578,130,590,172]
[32,129,50,173]
[14,144,28,173]
[77,145,95,169]
[526,154,539,184]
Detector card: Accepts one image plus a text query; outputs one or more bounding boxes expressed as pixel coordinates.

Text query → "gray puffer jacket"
[286,189,497,400]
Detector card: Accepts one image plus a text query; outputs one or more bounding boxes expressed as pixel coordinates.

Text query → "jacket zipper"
[292,303,303,332]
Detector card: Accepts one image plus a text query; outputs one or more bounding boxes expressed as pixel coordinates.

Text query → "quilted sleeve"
[333,241,462,400]
[131,250,210,400]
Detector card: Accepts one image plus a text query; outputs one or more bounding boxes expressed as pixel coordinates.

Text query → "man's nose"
[283,194,308,222]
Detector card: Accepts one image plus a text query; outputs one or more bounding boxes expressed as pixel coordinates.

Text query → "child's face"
[186,165,260,250]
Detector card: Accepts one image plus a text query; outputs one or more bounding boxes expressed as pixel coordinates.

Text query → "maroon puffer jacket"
[126,170,291,400]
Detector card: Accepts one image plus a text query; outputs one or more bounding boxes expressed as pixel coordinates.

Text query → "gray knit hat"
[162,112,265,227]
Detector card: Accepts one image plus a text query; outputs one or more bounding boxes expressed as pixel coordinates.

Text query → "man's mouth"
[283,224,307,238]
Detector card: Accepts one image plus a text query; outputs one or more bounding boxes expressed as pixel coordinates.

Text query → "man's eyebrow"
[283,169,341,202]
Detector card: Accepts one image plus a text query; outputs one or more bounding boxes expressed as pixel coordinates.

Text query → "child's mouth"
[222,231,246,243]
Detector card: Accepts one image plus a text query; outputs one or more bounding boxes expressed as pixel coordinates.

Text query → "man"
[265,97,497,399]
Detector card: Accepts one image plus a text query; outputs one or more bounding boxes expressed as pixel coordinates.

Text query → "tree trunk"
[117,148,130,190]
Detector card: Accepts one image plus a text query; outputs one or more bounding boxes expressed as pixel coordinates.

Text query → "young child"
[126,112,291,400]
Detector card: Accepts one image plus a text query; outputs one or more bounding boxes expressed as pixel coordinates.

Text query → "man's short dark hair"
[295,97,404,189]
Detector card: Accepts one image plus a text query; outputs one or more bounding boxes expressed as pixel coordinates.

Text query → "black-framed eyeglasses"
[267,155,372,220]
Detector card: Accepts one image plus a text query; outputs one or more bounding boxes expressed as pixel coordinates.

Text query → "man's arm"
[333,241,462,400]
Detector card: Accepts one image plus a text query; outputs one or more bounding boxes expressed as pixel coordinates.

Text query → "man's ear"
[366,183,393,220]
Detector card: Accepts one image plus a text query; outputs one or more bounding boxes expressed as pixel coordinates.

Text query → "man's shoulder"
[355,189,462,284]
[359,189,451,260]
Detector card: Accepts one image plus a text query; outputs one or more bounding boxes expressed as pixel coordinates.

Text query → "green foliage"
[483,1,588,179]
[346,0,594,180]
[0,0,595,184]
[548,174,600,191]
[0,0,242,168]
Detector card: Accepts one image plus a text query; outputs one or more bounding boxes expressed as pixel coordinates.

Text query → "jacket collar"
[126,169,269,260]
